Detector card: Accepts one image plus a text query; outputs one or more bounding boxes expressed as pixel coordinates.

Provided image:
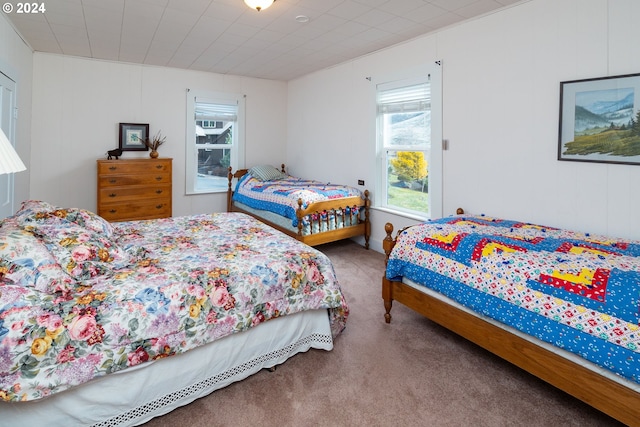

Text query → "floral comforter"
[0,201,348,402]
[233,173,363,227]
[386,215,640,384]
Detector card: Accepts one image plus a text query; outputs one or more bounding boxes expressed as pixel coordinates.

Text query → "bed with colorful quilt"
[382,212,640,425]
[227,164,370,248]
[0,200,348,426]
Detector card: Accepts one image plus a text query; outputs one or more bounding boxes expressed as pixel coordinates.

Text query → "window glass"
[186,91,245,194]
[376,69,441,218]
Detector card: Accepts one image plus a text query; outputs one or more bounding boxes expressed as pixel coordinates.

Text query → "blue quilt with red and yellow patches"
[233,174,363,227]
[386,215,640,384]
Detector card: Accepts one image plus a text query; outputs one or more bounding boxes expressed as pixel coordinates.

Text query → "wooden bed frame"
[382,219,640,426]
[227,165,370,248]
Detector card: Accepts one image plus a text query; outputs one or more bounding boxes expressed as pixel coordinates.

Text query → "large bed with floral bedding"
[0,200,348,425]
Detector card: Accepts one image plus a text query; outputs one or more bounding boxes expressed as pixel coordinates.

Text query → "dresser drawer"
[98,173,171,187]
[98,160,171,175]
[98,184,170,203]
[98,200,171,222]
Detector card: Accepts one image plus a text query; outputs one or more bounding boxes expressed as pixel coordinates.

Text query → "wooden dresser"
[97,158,172,222]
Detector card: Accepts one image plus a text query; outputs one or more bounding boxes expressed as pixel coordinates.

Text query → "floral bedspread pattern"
[386,215,640,384]
[233,174,363,227]
[0,201,348,402]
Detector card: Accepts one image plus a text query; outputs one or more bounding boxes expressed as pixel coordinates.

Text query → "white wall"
[287,0,640,252]
[30,53,287,216]
[0,13,32,210]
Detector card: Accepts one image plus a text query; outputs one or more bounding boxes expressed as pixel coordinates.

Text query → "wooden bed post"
[363,190,371,249]
[382,222,395,323]
[382,222,394,266]
[227,167,234,212]
[296,198,304,236]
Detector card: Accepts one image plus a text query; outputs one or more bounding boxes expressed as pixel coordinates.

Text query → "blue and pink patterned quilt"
[0,201,348,402]
[386,215,640,384]
[233,174,363,227]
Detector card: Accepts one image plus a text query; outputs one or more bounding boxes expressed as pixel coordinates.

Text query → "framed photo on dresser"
[119,123,149,151]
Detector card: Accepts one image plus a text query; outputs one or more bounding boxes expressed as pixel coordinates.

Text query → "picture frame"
[558,72,640,165]
[119,123,149,151]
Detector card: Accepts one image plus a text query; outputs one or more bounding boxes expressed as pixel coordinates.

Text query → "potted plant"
[142,131,166,158]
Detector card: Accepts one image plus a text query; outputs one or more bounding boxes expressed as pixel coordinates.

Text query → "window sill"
[186,189,227,195]
[371,206,429,222]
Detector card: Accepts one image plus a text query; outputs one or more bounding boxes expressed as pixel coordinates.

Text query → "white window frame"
[375,63,442,219]
[185,90,245,195]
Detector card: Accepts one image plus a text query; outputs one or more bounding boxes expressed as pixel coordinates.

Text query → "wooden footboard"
[227,165,370,248]
[382,222,640,426]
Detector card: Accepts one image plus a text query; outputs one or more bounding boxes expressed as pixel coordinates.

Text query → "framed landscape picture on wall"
[558,72,640,165]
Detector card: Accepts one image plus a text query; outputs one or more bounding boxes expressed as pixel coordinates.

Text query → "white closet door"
[0,71,17,219]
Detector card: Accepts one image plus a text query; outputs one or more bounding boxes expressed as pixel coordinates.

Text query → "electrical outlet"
[358,179,365,186]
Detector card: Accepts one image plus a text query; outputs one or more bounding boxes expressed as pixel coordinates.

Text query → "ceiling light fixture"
[244,0,275,12]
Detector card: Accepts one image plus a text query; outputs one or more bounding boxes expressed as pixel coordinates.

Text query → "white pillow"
[249,165,286,181]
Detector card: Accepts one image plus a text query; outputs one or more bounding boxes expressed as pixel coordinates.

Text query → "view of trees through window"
[387,150,428,212]
[380,103,430,214]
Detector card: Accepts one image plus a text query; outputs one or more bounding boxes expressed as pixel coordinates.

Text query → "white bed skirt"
[0,309,333,426]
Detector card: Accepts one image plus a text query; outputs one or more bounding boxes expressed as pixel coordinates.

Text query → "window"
[376,66,442,218]
[186,91,245,194]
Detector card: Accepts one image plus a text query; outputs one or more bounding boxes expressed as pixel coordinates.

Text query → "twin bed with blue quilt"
[227,164,370,248]
[382,212,640,425]
[0,200,349,425]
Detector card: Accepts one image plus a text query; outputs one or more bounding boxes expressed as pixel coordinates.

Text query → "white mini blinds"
[195,100,238,121]
[377,81,430,115]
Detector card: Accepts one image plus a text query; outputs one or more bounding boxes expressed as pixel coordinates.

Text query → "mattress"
[401,277,640,394]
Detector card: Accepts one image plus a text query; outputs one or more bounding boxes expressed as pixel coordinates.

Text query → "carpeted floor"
[145,240,623,427]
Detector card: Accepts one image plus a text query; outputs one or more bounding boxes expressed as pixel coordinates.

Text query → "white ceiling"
[4,0,524,81]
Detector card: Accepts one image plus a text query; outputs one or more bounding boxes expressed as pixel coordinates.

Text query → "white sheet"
[234,201,298,232]
[402,277,640,394]
[0,309,333,426]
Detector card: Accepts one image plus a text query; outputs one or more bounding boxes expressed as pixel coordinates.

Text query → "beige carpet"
[145,240,623,427]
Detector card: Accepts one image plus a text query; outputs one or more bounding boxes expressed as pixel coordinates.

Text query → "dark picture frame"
[558,73,640,165]
[119,123,149,151]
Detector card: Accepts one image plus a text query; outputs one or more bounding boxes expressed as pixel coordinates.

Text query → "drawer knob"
[109,209,117,213]
[109,179,117,183]
[109,166,117,170]
[156,204,163,209]
[109,193,117,198]
[155,165,163,169]
[156,190,163,194]
[155,177,162,181]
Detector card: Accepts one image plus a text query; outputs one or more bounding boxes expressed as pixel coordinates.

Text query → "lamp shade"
[244,0,274,11]
[0,127,26,175]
